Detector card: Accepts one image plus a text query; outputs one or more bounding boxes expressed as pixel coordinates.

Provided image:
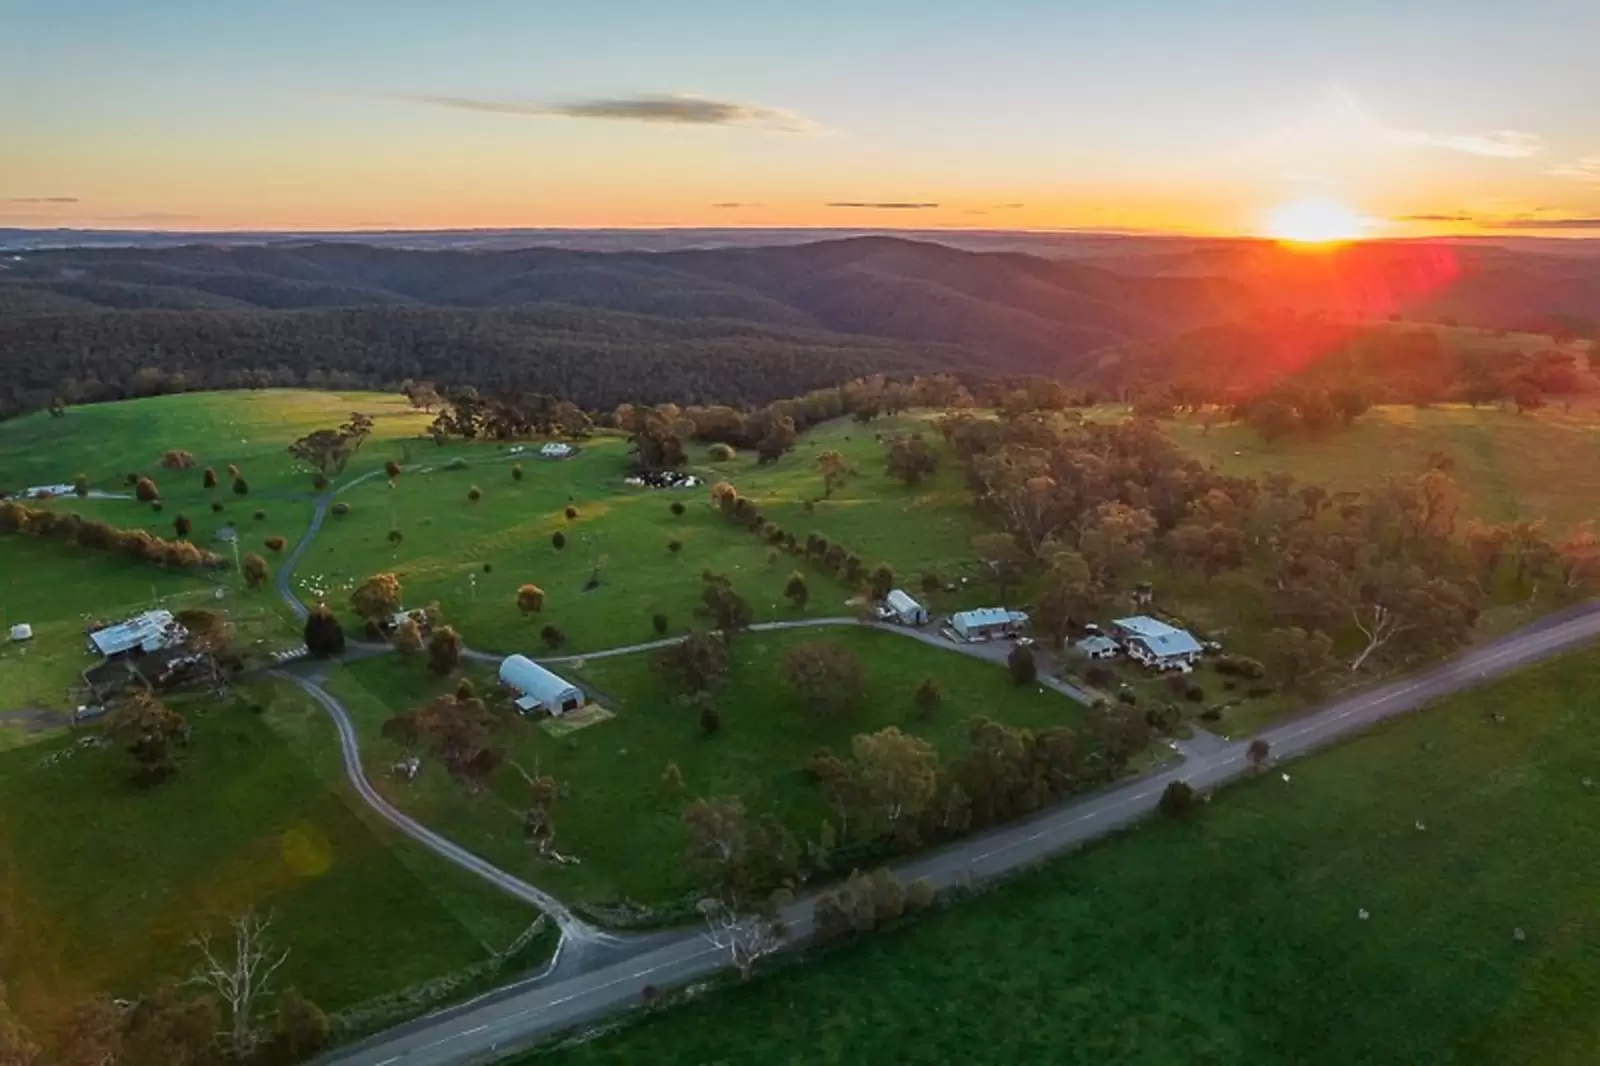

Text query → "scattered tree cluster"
[0,500,225,571]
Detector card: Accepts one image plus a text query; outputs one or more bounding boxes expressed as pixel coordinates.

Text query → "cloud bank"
[1548,157,1600,182]
[826,201,941,209]
[1387,128,1542,159]
[404,93,813,133]
[6,196,79,204]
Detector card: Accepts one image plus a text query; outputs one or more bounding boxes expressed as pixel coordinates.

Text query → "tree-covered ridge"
[0,304,959,420]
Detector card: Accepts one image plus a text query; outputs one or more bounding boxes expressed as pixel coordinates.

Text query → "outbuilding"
[87,610,186,659]
[540,442,575,459]
[1075,634,1121,660]
[1112,616,1203,671]
[884,589,928,626]
[499,654,584,716]
[9,623,33,642]
[950,607,1029,642]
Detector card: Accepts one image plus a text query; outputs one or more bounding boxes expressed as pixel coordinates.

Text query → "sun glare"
[1265,197,1375,244]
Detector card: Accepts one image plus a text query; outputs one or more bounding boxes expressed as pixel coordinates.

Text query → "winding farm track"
[270,461,1600,1066]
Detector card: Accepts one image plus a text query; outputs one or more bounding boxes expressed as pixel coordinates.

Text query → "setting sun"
[1265,197,1377,244]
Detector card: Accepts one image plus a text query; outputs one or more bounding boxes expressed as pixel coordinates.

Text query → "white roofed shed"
[499,654,584,716]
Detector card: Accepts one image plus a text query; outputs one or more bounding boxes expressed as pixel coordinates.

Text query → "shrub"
[313,474,329,491]
[1184,683,1206,702]
[912,677,941,719]
[1213,655,1266,680]
[210,501,224,514]
[552,531,567,550]
[134,476,160,503]
[1085,665,1115,686]
[1159,780,1201,820]
[1007,644,1037,686]
[387,528,404,546]
[124,472,139,487]
[202,468,218,489]
[668,539,682,554]
[483,562,492,573]
[699,704,722,735]
[670,501,685,516]
[173,515,192,538]
[652,612,669,634]
[331,502,350,517]
[565,505,578,521]
[385,459,402,479]
[517,584,545,615]
[232,476,250,496]
[661,762,684,790]
[467,486,482,502]
[511,464,524,481]
[160,449,197,471]
[252,509,266,521]
[540,624,567,649]
[227,464,241,479]
[264,536,287,553]
[707,443,735,462]
[150,501,164,513]
[1117,689,1138,706]
[1199,708,1222,722]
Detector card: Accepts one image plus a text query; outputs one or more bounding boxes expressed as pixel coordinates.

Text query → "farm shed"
[951,607,1028,642]
[885,589,929,626]
[499,654,584,716]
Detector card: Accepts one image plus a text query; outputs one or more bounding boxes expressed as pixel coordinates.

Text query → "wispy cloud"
[826,201,940,210]
[402,93,814,133]
[1547,156,1600,182]
[1386,128,1542,158]
[1495,216,1600,230]
[711,202,764,209]
[6,196,79,204]
[1398,212,1474,222]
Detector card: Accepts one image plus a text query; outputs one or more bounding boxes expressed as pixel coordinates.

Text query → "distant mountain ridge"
[1,236,1596,419]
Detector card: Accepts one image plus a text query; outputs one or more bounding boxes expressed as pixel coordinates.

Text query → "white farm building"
[884,589,928,626]
[87,610,187,659]
[499,654,584,716]
[950,607,1029,642]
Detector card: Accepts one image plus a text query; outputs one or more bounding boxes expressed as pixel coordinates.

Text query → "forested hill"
[5,235,1598,419]
[0,305,964,418]
[0,236,1249,418]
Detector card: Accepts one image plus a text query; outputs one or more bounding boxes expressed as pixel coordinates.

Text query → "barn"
[499,654,584,716]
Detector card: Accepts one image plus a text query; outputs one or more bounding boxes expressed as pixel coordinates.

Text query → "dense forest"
[0,305,964,418]
[3,236,1598,421]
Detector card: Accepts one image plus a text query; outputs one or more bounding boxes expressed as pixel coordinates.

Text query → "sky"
[3,0,1599,235]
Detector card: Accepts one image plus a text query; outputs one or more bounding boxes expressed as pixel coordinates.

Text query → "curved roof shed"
[499,654,584,716]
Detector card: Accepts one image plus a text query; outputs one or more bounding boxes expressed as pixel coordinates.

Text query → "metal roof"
[1112,616,1202,657]
[952,607,1014,628]
[499,654,582,704]
[1077,635,1120,655]
[88,610,185,657]
[885,589,923,613]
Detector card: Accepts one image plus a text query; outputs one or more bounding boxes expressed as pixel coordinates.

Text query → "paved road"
[269,668,629,958]
[321,601,1600,1066]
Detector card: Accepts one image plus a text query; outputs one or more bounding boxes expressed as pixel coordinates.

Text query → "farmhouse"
[951,607,1029,642]
[87,610,187,659]
[884,589,928,626]
[499,654,584,716]
[1112,616,1203,671]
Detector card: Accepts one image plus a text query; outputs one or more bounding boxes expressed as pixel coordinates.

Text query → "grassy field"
[533,645,1600,1066]
[303,414,1002,656]
[1167,403,1600,534]
[0,675,545,1039]
[325,626,1085,914]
